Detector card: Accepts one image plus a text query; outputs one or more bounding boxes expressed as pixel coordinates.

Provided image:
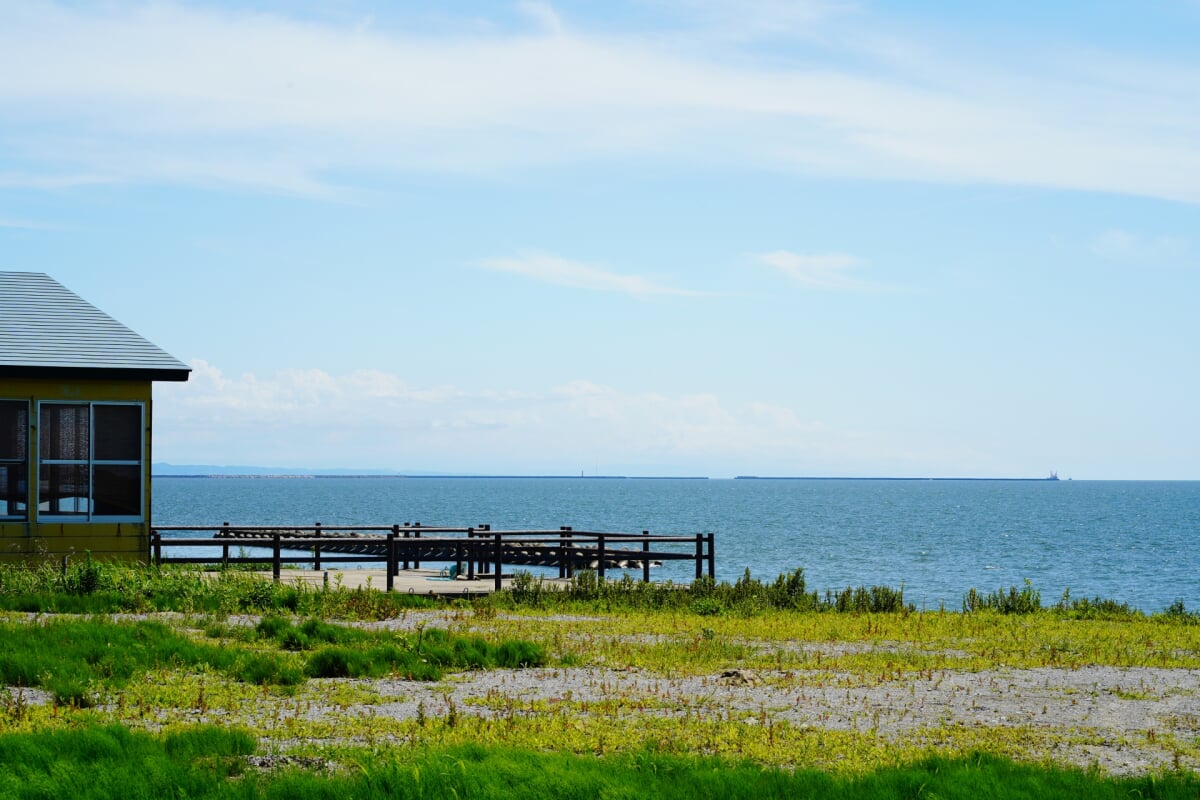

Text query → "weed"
[964,579,1042,614]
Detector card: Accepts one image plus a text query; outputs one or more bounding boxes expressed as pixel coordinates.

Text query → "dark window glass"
[0,402,27,461]
[40,404,89,461]
[1,402,28,518]
[92,465,140,516]
[36,402,143,518]
[94,405,141,461]
[39,463,90,515]
[0,464,26,516]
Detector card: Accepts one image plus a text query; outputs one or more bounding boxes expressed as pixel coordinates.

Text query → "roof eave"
[0,365,192,382]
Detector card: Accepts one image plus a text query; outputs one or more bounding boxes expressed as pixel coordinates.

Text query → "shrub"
[767,568,821,611]
[1159,599,1200,624]
[1054,588,1139,620]
[963,579,1041,614]
[830,585,911,614]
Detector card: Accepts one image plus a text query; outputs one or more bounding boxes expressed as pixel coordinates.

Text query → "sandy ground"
[250,567,569,596]
[335,664,1198,775]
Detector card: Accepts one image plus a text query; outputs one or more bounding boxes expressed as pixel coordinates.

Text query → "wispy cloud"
[478,252,699,296]
[154,359,849,474]
[1091,228,1189,264]
[0,172,112,190]
[0,216,64,231]
[757,250,881,290]
[1,3,1198,201]
[517,1,567,35]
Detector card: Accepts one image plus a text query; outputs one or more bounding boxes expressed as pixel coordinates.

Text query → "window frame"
[0,399,29,521]
[37,400,145,523]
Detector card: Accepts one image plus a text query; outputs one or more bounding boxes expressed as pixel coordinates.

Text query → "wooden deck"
[150,524,715,592]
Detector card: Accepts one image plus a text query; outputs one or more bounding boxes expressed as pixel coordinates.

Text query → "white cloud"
[656,0,851,42]
[0,217,45,229]
[1091,228,1189,264]
[757,250,881,290]
[1,3,1199,201]
[154,359,848,474]
[0,172,111,190]
[478,252,699,296]
[517,1,566,36]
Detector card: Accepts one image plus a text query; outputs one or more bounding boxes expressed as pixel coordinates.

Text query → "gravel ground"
[284,664,1196,775]
[6,610,1200,775]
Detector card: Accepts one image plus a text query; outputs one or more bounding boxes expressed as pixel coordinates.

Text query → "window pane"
[39,464,90,515]
[94,405,141,461]
[93,465,141,516]
[40,404,89,460]
[0,402,27,461]
[0,464,26,516]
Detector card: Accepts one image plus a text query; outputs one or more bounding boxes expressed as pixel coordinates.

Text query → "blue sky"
[3,1,1197,478]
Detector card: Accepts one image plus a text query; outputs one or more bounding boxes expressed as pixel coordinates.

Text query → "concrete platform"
[254,567,572,596]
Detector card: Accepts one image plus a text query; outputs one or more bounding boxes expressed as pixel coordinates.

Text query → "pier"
[149,523,716,593]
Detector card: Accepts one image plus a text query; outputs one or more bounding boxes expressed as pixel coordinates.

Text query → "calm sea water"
[153,477,1200,613]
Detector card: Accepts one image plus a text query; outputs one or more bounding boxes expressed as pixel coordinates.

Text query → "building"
[1,272,190,562]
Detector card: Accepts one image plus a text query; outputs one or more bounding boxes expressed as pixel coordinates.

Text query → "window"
[0,401,28,519]
[39,402,143,519]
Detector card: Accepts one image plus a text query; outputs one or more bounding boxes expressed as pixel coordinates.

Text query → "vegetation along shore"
[3,561,1200,798]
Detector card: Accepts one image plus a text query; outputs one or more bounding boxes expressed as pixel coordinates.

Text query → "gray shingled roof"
[0,272,190,381]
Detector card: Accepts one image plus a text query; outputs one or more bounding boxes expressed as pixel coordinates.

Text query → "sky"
[2,1,1198,479]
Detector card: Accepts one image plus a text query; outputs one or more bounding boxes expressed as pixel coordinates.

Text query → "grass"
[1,724,1199,799]
[465,603,1200,677]
[0,615,545,705]
[3,559,1193,622]
[4,561,1200,792]
[0,560,441,617]
[0,618,264,705]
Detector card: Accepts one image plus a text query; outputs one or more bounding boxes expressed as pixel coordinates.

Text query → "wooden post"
[467,532,476,581]
[391,525,401,576]
[597,534,606,580]
[413,522,421,569]
[561,526,573,579]
[221,521,230,566]
[493,532,503,592]
[557,529,566,578]
[152,530,162,568]
[402,522,410,570]
[272,533,281,582]
[386,531,396,592]
[694,533,703,581]
[465,529,474,580]
[313,522,322,571]
[642,530,651,583]
[478,524,490,575]
[706,532,715,579]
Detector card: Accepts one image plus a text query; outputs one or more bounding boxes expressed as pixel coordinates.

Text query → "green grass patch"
[1,724,1199,799]
[247,616,546,679]
[0,616,545,704]
[0,618,302,703]
[0,561,441,617]
[0,724,252,799]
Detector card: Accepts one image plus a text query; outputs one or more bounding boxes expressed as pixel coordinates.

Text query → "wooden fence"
[149,523,716,592]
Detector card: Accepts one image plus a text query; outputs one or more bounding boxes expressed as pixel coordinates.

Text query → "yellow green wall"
[0,378,153,564]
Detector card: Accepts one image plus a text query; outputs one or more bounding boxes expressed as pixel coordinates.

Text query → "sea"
[152,477,1200,614]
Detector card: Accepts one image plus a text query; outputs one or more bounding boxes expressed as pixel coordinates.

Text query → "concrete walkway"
[260,567,571,596]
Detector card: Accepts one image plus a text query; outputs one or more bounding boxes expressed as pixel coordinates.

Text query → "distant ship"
[1047,471,1060,481]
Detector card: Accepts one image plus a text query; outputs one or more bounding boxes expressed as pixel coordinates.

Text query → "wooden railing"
[148,523,716,592]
